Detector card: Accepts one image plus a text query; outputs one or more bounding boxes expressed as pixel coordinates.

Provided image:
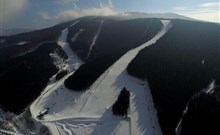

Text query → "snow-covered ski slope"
[57,21,82,71]
[30,20,172,135]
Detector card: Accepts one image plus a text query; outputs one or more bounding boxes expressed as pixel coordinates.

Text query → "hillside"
[30,20,171,135]
[127,20,220,135]
[0,15,219,135]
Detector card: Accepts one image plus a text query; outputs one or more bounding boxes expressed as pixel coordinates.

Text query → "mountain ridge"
[0,16,219,135]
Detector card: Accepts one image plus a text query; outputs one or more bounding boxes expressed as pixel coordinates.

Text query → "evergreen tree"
[112,87,130,117]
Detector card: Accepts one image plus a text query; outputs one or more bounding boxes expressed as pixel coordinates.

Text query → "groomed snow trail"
[30,21,82,118]
[30,20,172,135]
[57,21,82,71]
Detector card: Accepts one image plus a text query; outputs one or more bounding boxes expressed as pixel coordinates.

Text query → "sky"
[0,0,219,29]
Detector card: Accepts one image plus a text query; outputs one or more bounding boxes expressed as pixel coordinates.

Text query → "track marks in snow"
[30,20,172,135]
[74,20,172,135]
[56,122,74,135]
[30,24,83,118]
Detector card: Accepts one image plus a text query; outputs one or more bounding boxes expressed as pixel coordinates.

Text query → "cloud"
[0,0,29,23]
[39,3,116,22]
[108,0,114,8]
[199,2,219,8]
[187,11,219,23]
[56,6,116,21]
[55,0,77,4]
[174,7,188,10]
[174,2,220,23]
[37,12,51,20]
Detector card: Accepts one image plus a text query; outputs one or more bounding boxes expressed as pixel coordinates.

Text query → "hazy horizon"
[0,0,219,30]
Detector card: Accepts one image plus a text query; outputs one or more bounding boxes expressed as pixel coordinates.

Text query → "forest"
[127,19,220,135]
[0,43,67,114]
[64,18,162,90]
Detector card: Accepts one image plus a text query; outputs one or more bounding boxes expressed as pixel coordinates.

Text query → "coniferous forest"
[127,20,220,135]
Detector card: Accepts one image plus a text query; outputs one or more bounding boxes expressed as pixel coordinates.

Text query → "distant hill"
[116,12,196,21]
[0,28,35,36]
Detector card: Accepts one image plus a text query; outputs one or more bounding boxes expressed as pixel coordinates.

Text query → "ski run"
[30,20,172,135]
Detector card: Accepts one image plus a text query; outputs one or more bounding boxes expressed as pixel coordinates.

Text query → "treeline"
[127,19,220,135]
[64,18,162,90]
[67,17,101,60]
[181,92,220,135]
[0,43,67,114]
[0,20,77,47]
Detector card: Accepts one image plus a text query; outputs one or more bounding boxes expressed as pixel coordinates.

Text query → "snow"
[17,41,29,45]
[30,20,172,135]
[50,52,65,69]
[204,80,215,94]
[13,41,55,58]
[70,20,80,27]
[0,109,23,135]
[176,80,217,135]
[30,24,83,117]
[0,129,18,135]
[86,20,104,59]
[71,29,84,42]
[30,23,83,117]
[202,59,205,64]
[57,26,82,71]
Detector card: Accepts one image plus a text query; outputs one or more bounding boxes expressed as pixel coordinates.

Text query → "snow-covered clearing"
[30,20,172,135]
